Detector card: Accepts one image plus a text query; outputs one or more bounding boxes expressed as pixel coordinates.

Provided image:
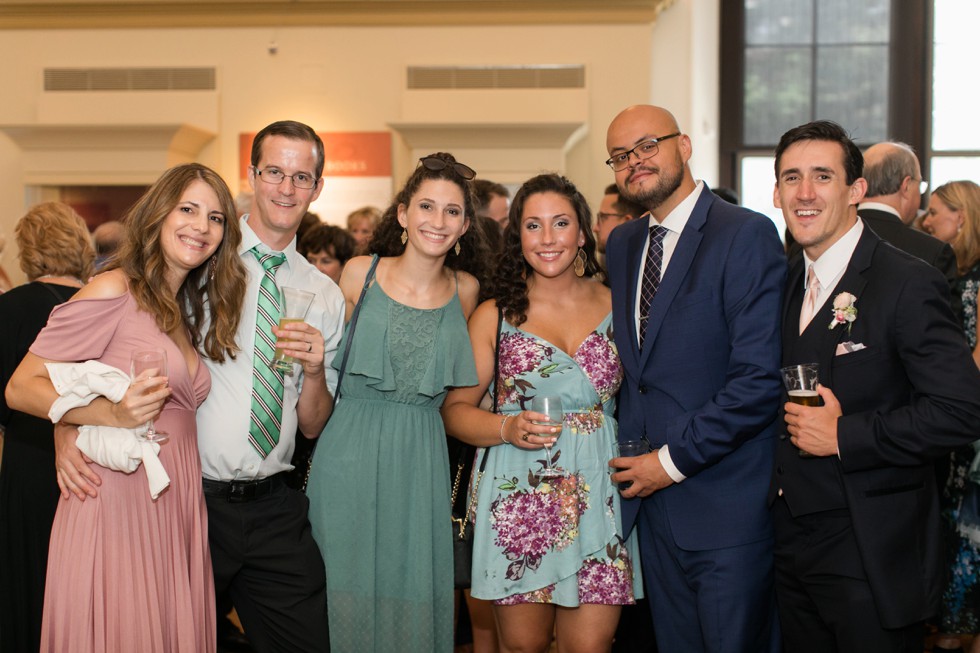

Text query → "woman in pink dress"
[6,163,247,652]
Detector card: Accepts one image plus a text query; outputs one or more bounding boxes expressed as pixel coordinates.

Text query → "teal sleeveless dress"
[470,313,641,606]
[307,259,476,653]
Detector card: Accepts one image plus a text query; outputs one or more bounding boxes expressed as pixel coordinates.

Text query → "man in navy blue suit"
[605,104,785,652]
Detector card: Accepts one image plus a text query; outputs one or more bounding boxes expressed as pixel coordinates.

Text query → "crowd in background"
[0,109,978,653]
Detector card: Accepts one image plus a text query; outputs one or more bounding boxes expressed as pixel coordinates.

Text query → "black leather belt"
[202,473,285,503]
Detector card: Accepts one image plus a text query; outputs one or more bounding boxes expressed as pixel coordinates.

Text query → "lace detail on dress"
[387,302,440,403]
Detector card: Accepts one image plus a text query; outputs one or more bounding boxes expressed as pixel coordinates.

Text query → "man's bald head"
[862,141,923,224]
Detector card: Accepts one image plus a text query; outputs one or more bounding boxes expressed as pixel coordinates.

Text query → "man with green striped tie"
[198,120,345,653]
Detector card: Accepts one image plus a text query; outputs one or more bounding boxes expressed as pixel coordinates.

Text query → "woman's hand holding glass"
[121,350,172,437]
[501,406,561,450]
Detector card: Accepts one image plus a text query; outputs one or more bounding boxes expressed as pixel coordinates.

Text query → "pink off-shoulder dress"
[31,293,216,653]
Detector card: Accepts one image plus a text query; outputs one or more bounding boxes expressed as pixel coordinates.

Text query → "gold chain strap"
[451,455,485,540]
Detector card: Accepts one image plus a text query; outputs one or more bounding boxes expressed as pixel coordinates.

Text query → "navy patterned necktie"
[638,225,669,348]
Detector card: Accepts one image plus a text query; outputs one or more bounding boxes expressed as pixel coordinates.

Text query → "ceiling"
[0,0,675,29]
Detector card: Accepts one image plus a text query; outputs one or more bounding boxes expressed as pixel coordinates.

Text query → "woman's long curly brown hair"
[369,152,491,288]
[113,163,247,363]
[492,173,602,326]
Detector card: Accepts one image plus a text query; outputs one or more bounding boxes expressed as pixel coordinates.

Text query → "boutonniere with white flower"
[828,292,858,333]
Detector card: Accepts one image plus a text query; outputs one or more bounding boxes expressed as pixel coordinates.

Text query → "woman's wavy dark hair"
[369,152,491,288]
[492,173,602,326]
[112,163,247,363]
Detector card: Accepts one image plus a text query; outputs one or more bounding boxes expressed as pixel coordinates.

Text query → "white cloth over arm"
[45,361,170,499]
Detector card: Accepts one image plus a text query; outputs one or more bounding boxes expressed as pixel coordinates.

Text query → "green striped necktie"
[249,248,286,458]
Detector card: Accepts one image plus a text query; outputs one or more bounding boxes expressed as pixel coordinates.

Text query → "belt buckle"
[228,481,251,503]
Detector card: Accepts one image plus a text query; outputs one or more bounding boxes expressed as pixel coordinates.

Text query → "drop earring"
[400,229,408,245]
[454,240,461,256]
[573,248,586,277]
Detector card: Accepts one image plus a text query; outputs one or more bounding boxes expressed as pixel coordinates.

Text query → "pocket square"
[835,341,867,356]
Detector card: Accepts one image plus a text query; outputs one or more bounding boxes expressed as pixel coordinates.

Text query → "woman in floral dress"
[443,173,640,653]
[923,180,980,653]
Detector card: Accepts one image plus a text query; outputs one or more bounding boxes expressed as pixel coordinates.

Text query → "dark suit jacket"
[607,187,786,551]
[858,207,960,318]
[771,227,980,628]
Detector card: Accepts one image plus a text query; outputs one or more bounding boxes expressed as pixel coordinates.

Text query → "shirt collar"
[857,201,901,219]
[645,180,705,234]
[803,218,864,290]
[238,214,300,267]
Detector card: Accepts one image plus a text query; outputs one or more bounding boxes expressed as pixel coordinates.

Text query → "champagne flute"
[130,349,169,444]
[530,395,564,478]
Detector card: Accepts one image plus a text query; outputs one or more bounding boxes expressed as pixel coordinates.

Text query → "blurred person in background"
[0,202,94,653]
[922,179,980,653]
[92,220,125,272]
[298,223,356,285]
[346,205,382,255]
[473,179,510,232]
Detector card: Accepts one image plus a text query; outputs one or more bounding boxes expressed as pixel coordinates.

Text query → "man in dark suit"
[770,120,980,652]
[859,141,959,315]
[605,104,785,652]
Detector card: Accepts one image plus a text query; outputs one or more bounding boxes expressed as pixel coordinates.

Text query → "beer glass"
[271,286,315,375]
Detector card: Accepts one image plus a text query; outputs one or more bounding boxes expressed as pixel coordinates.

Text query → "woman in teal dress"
[443,174,640,653]
[306,153,489,652]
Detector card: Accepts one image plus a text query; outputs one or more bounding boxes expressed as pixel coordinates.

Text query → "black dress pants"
[206,476,330,653]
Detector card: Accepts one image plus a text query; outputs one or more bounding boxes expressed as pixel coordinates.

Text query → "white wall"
[0,0,718,285]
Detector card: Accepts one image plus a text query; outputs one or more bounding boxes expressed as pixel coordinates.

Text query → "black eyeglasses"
[252,166,318,189]
[605,133,681,171]
[418,156,477,180]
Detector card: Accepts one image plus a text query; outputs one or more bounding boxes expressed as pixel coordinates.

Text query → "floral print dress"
[940,261,980,635]
[469,313,641,606]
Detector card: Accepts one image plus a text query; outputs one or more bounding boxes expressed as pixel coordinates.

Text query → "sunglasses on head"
[418,156,477,180]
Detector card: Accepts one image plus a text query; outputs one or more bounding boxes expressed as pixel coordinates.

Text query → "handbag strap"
[300,255,379,492]
[455,307,503,536]
[334,254,380,401]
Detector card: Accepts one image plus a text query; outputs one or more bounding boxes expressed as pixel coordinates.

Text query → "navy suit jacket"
[606,187,786,551]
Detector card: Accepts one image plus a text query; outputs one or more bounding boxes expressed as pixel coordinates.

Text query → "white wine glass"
[130,349,170,444]
[530,395,564,478]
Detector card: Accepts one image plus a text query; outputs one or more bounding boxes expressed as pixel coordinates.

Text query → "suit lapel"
[810,229,878,388]
[638,190,710,369]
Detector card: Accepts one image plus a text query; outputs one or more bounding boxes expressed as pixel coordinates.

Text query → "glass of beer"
[780,363,821,457]
[271,286,315,375]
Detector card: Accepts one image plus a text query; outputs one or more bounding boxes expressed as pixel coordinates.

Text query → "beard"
[619,154,685,211]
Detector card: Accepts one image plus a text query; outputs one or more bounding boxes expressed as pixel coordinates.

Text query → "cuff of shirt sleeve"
[659,445,687,483]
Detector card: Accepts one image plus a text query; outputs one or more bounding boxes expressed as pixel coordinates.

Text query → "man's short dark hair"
[774,120,863,186]
[472,179,510,216]
[250,120,325,179]
[603,183,646,218]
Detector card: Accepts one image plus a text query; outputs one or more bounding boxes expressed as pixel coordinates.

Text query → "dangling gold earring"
[400,229,408,245]
[208,256,217,282]
[573,248,586,277]
[454,240,461,256]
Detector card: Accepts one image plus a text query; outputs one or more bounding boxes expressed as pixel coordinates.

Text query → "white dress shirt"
[632,181,705,484]
[802,219,865,323]
[197,215,346,482]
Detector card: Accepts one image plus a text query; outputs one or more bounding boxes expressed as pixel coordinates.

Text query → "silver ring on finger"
[307,341,312,352]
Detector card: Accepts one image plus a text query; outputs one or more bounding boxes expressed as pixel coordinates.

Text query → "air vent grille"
[407,65,585,90]
[44,67,216,91]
